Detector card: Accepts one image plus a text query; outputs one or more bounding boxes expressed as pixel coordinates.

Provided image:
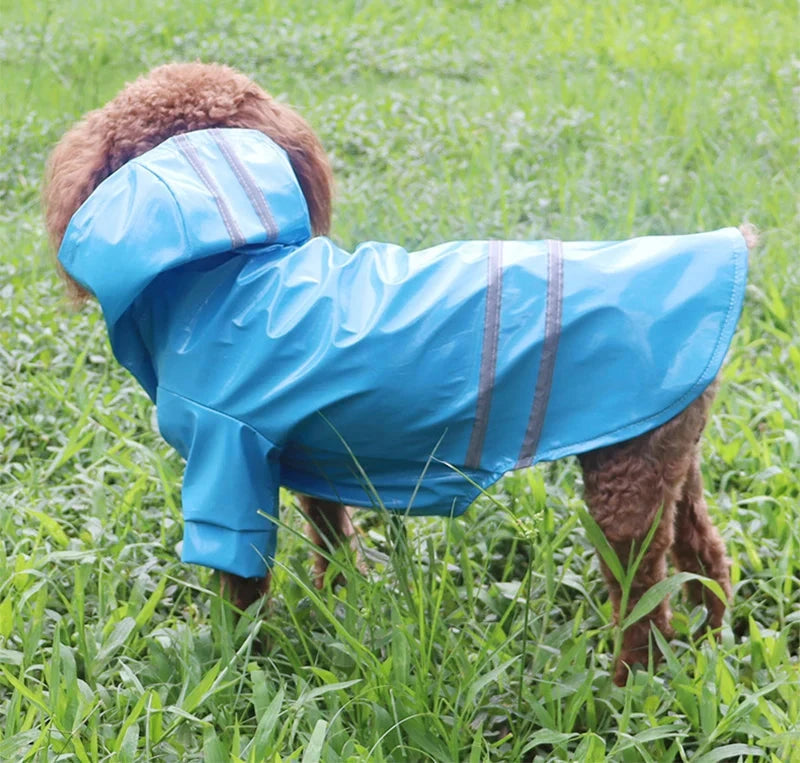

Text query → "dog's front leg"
[219,571,271,611]
[299,496,364,589]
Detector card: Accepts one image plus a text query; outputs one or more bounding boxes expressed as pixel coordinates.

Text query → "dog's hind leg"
[580,441,681,685]
[580,387,719,684]
[300,497,364,589]
[671,456,731,633]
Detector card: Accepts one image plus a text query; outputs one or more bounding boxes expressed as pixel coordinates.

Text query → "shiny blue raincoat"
[58,128,749,578]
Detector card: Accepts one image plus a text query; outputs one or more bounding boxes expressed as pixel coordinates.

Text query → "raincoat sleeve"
[156,387,280,578]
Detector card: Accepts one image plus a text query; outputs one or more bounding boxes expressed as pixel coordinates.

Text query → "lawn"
[1,0,799,760]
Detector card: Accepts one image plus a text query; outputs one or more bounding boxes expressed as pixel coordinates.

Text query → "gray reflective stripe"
[465,240,503,469]
[174,133,246,249]
[211,128,279,243]
[517,239,564,467]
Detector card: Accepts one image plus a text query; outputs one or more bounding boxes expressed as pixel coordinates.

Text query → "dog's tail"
[739,222,759,252]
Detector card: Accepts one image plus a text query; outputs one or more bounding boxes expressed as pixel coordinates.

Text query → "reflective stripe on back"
[517,239,564,467]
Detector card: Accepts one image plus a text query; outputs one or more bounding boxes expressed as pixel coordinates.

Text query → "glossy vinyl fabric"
[58,128,749,578]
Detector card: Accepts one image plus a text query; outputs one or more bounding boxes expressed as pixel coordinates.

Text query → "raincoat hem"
[531,227,748,464]
[182,519,275,578]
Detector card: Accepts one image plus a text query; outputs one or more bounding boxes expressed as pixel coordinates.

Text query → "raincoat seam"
[157,384,281,453]
[183,517,274,534]
[125,160,193,261]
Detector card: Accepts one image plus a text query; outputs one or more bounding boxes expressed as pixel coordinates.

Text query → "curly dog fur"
[44,62,749,685]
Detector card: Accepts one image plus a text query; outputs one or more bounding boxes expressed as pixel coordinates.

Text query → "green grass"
[1,0,799,759]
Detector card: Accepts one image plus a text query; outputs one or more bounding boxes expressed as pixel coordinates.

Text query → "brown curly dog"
[44,62,750,686]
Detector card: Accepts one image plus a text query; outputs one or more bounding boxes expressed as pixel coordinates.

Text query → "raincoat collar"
[57,128,312,326]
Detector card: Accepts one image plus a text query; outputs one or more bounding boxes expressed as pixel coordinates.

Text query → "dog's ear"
[43,111,114,303]
[274,113,334,238]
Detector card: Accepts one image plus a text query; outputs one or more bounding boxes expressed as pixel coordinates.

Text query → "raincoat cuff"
[182,520,275,578]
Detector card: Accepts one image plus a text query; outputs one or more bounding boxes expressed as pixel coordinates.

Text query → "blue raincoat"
[58,128,749,578]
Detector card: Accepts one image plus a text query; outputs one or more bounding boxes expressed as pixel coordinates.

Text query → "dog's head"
[43,62,333,302]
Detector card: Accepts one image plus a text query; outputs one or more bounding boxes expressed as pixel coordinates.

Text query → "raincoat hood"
[57,128,749,579]
[58,128,311,400]
[59,128,311,319]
